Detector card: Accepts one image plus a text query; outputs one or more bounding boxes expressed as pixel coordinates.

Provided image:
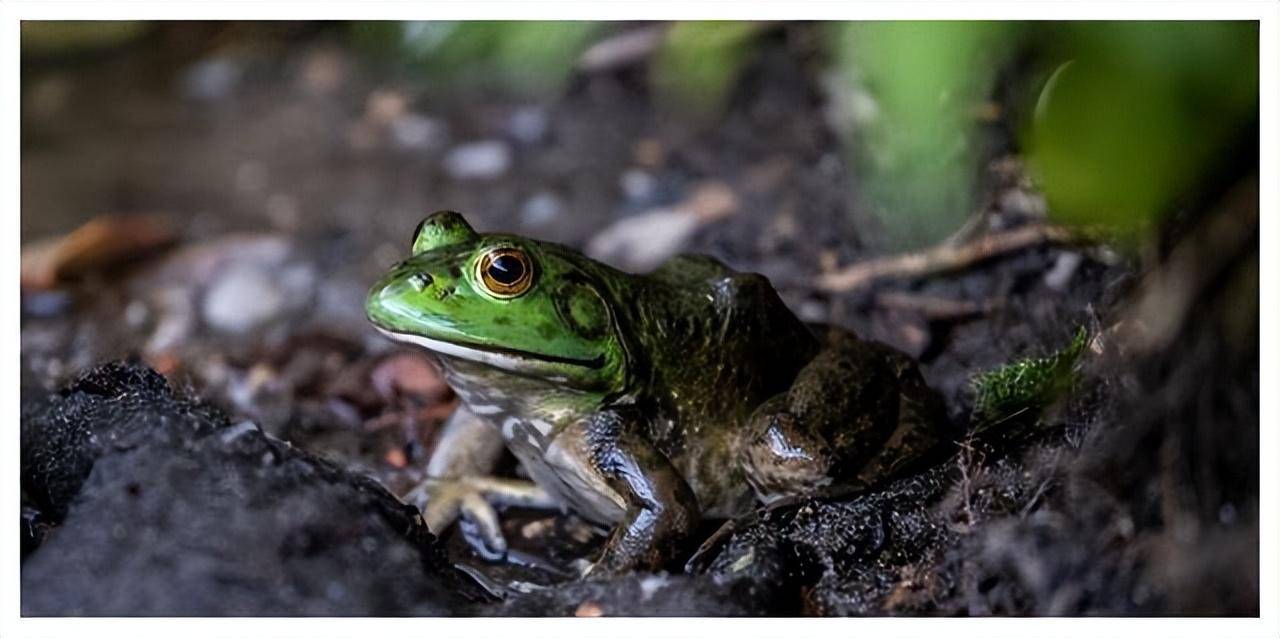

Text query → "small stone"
[390,114,447,151]
[371,351,448,401]
[632,138,665,168]
[796,300,827,323]
[202,266,285,334]
[586,208,701,272]
[124,299,149,328]
[507,106,549,144]
[1044,251,1083,291]
[443,140,512,180]
[178,57,241,101]
[384,447,408,469]
[574,601,605,617]
[619,169,657,202]
[520,518,554,539]
[519,191,564,227]
[22,291,73,318]
[685,181,738,221]
[587,181,738,272]
[299,48,347,95]
[365,88,409,125]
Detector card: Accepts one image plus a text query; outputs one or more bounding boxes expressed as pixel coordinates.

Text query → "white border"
[3,2,1276,638]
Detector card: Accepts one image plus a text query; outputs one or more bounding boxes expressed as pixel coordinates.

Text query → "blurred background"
[19,21,1261,616]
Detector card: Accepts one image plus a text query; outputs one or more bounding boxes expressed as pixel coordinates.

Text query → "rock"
[507,106,549,145]
[370,351,450,402]
[298,47,348,95]
[586,181,738,272]
[443,140,512,180]
[618,169,657,203]
[178,57,241,101]
[586,208,701,273]
[21,290,73,318]
[20,361,474,615]
[1044,251,1083,291]
[390,114,448,152]
[202,265,286,334]
[519,191,564,228]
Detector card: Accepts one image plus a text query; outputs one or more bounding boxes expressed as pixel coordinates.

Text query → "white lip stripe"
[374,326,534,373]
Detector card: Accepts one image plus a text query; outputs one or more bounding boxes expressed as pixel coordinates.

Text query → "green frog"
[366,211,951,576]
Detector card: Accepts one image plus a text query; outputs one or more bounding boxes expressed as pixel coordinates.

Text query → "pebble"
[370,351,448,401]
[574,601,605,617]
[619,169,657,202]
[178,57,241,101]
[586,181,739,272]
[443,140,512,180]
[145,287,196,354]
[299,48,347,95]
[1044,251,1083,291]
[519,191,564,227]
[586,208,701,272]
[22,291,73,318]
[390,114,447,151]
[506,106,549,145]
[202,265,285,334]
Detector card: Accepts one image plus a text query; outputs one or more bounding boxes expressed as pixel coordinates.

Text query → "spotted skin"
[366,211,952,574]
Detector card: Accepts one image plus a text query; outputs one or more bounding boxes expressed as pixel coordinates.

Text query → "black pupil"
[488,254,525,285]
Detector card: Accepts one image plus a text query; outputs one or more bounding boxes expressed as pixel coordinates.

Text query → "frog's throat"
[374,326,606,372]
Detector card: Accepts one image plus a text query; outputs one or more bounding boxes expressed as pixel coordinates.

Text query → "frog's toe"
[457,491,508,559]
[403,476,560,561]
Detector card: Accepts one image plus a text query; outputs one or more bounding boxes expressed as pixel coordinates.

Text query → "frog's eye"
[476,247,534,298]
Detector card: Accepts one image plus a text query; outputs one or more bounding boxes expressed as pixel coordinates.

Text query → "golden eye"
[476,248,534,298]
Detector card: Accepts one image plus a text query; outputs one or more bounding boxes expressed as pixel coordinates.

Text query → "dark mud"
[22,362,478,616]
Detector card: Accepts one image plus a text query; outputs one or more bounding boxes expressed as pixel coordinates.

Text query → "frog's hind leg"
[405,407,558,559]
[739,333,924,502]
[849,345,953,485]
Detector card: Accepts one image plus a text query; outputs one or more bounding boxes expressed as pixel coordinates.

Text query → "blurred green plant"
[351,21,602,97]
[21,21,151,56]
[651,21,767,120]
[969,326,1088,437]
[345,20,1258,246]
[829,21,1011,250]
[1028,21,1258,238]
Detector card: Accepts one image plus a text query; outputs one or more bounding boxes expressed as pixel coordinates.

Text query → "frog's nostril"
[408,273,433,292]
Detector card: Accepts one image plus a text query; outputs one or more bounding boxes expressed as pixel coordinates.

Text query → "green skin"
[366,211,951,575]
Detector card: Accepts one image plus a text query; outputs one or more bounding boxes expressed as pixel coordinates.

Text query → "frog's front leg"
[562,408,700,576]
[406,406,558,557]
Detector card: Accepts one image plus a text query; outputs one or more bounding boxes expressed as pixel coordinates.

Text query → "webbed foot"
[404,475,558,559]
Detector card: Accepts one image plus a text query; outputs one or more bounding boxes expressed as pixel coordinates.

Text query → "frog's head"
[366,211,629,394]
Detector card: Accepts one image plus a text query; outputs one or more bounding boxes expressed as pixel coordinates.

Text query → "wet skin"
[366,211,951,575]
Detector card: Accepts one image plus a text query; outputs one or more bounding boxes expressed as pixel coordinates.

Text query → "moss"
[969,326,1088,436]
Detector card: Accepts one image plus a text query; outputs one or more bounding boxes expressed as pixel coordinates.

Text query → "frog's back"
[608,254,821,516]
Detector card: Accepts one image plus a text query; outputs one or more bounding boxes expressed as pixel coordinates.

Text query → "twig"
[816,223,1080,293]
[875,291,997,321]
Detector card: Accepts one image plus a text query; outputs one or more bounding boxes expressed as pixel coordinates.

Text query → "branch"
[816,223,1080,293]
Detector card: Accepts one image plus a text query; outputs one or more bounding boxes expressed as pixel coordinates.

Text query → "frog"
[365,211,952,576]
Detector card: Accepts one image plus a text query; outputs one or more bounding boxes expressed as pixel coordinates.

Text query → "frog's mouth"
[374,327,606,371]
